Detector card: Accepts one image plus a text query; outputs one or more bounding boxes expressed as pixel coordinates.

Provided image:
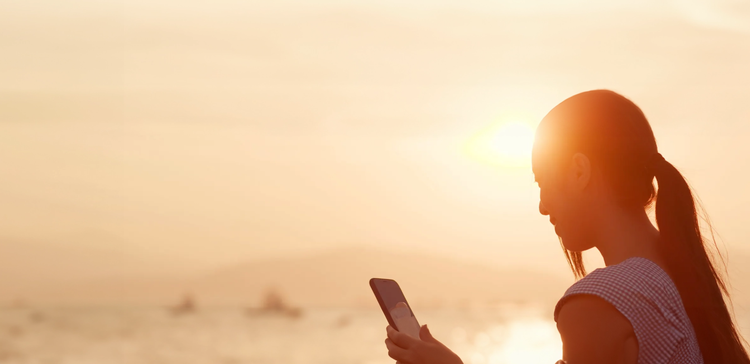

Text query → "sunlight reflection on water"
[442,310,561,364]
[0,305,564,364]
[0,305,747,364]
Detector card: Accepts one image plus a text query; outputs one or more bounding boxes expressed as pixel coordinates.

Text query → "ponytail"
[652,154,750,363]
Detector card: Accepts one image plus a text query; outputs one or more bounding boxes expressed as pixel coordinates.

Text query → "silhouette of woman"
[384,90,750,363]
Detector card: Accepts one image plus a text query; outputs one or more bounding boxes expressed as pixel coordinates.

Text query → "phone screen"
[370,278,421,339]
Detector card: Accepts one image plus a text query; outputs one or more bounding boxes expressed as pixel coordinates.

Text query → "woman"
[384,90,750,363]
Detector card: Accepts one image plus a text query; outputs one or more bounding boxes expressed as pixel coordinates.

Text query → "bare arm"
[556,295,638,364]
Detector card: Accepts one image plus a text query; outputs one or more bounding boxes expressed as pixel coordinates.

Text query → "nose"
[539,201,549,216]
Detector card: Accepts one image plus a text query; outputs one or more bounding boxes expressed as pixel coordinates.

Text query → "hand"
[385,324,463,364]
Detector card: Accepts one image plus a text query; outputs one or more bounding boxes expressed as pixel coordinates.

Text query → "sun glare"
[464,121,536,169]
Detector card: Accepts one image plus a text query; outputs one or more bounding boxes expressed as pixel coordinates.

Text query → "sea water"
[0,305,748,364]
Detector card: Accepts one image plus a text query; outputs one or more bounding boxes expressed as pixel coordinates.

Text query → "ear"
[568,153,592,191]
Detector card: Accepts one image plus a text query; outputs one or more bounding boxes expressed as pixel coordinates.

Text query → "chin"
[559,237,591,252]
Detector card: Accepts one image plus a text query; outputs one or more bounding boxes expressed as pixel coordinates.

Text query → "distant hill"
[184,247,572,308]
[0,237,183,305]
[0,245,573,308]
[8,245,748,310]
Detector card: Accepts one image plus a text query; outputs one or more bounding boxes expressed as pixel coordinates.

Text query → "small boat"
[247,288,302,318]
[169,294,197,315]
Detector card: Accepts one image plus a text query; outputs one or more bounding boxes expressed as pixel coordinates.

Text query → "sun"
[464,120,536,169]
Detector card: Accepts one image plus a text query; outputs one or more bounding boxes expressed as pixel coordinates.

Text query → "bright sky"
[1,0,749,274]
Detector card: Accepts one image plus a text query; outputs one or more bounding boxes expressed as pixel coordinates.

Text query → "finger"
[385,338,414,363]
[387,325,419,349]
[419,324,439,344]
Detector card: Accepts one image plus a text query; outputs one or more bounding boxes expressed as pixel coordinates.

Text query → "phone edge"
[369,278,399,329]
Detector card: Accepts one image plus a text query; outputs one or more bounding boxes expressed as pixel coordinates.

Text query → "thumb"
[419,324,439,343]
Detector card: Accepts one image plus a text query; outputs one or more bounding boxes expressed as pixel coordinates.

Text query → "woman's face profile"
[533,105,600,253]
[533,152,597,253]
[535,166,565,238]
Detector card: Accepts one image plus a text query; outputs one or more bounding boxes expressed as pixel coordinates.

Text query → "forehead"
[531,135,555,179]
[531,110,575,180]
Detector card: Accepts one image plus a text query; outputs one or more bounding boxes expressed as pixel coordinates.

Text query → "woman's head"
[532,90,659,252]
[534,90,750,363]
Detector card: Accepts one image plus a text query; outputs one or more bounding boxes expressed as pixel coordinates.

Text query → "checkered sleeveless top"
[553,257,703,364]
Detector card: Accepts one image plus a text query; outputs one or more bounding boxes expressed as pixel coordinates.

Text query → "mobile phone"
[369,278,421,339]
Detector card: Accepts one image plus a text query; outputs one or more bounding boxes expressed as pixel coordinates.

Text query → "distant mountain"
[0,237,183,304]
[184,247,573,308]
[6,243,750,310]
[0,245,573,308]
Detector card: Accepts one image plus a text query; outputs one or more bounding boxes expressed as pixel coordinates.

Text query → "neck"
[593,205,661,267]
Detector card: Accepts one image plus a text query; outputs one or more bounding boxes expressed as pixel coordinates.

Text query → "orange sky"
[1,0,749,275]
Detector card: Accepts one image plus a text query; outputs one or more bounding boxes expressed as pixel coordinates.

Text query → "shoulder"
[554,258,677,364]
[556,294,637,364]
[557,294,634,339]
[555,257,671,320]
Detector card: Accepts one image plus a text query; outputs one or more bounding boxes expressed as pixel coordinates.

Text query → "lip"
[549,217,557,226]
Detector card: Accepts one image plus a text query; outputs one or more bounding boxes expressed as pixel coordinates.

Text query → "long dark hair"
[534,90,749,363]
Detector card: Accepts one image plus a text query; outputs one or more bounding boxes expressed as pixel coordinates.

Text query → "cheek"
[539,185,557,213]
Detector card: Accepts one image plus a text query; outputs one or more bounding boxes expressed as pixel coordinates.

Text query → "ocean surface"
[1,304,749,364]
